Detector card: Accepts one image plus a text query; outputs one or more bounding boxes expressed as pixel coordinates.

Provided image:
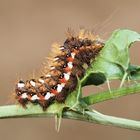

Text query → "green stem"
[0,105,140,131]
[64,110,140,131]
[83,83,140,105]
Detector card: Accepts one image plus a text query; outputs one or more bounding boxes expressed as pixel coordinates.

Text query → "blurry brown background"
[0,0,140,139]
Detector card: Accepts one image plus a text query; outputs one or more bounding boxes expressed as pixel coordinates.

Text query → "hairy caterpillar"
[15,30,104,110]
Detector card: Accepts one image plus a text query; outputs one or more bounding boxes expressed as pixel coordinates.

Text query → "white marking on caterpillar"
[31,95,39,101]
[53,57,59,61]
[59,47,64,50]
[21,93,28,99]
[45,74,51,77]
[64,73,70,80]
[30,80,36,87]
[67,62,73,69]
[71,52,76,58]
[50,67,55,70]
[38,78,44,83]
[45,92,51,100]
[57,84,63,92]
[50,93,55,97]
[17,82,25,88]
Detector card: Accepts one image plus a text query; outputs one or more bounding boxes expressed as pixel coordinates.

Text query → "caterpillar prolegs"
[15,30,104,110]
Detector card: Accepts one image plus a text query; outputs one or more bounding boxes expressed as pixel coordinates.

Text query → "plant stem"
[83,83,140,105]
[64,110,140,131]
[0,105,140,131]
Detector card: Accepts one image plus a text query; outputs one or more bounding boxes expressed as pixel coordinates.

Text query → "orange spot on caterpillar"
[51,89,59,95]
[73,49,79,54]
[38,94,45,101]
[59,78,67,84]
[27,96,32,101]
[64,67,72,72]
[67,57,74,62]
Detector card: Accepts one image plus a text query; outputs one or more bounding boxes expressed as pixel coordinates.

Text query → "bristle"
[79,29,99,41]
[65,28,75,38]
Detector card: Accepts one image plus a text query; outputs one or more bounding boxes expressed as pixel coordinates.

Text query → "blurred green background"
[0,0,140,139]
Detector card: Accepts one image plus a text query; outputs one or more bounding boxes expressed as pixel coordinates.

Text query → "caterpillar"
[15,30,104,110]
